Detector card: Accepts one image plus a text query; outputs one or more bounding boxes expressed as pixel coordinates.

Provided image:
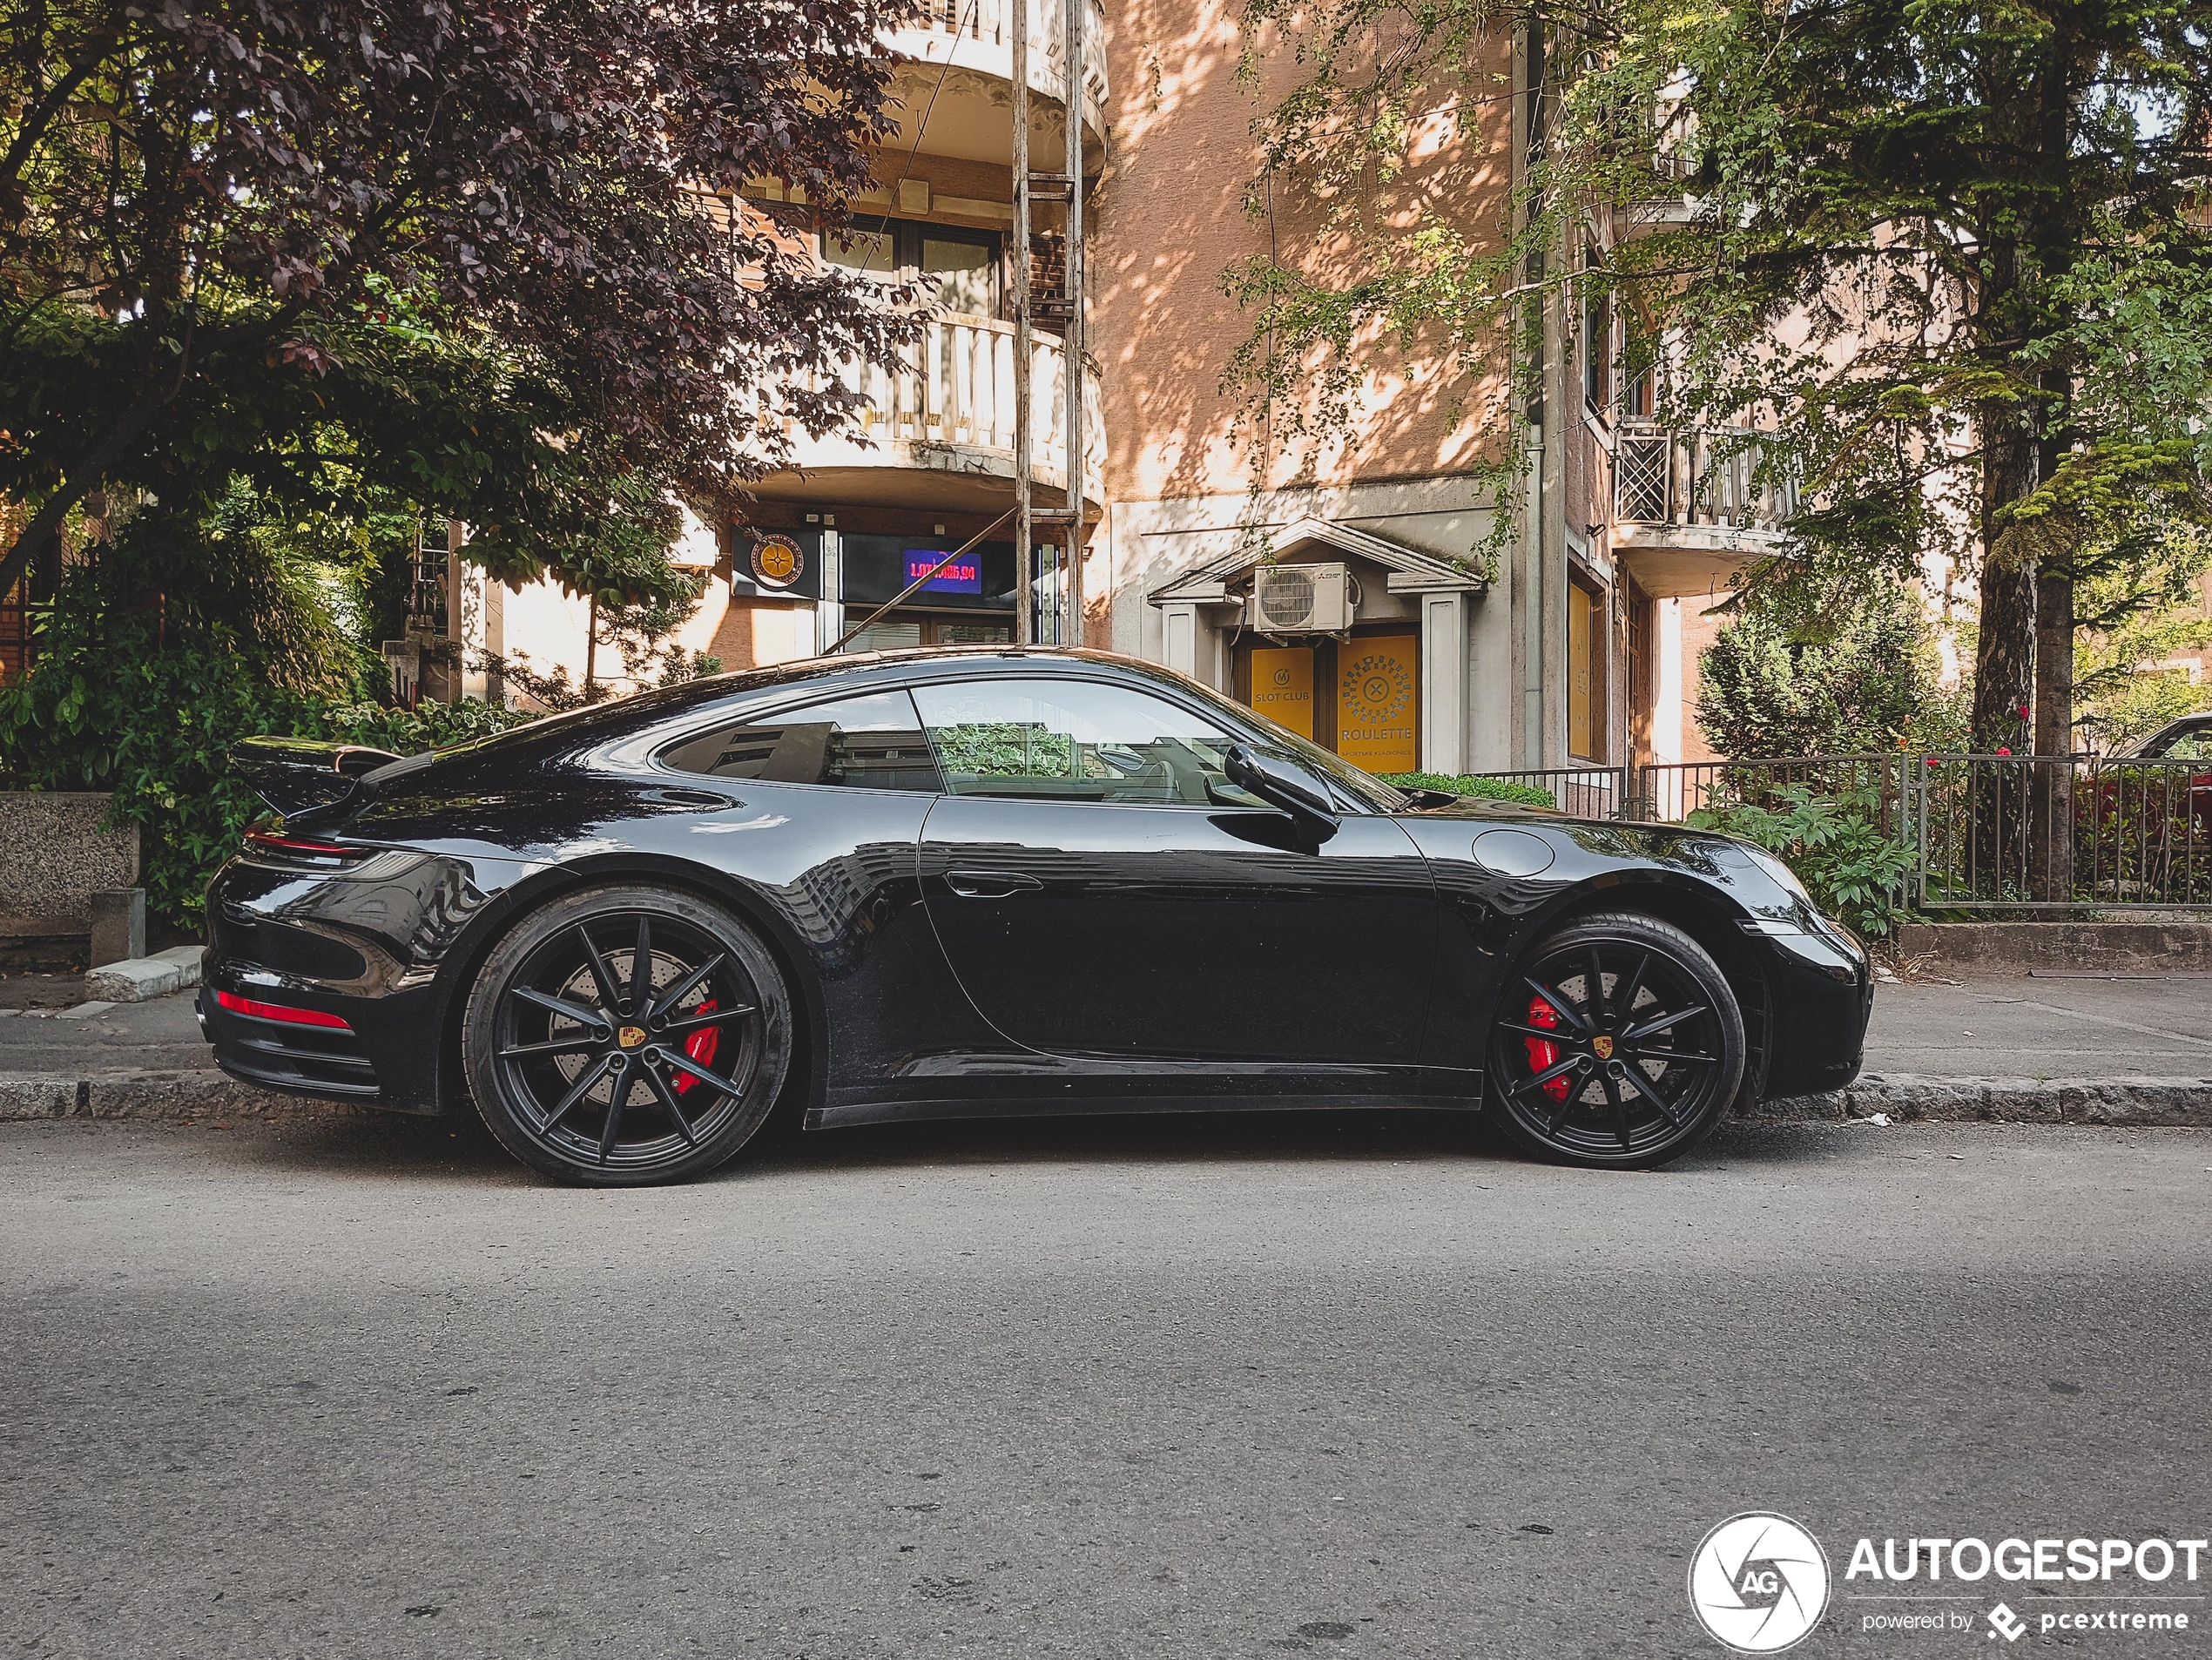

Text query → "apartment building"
[441,0,1792,784]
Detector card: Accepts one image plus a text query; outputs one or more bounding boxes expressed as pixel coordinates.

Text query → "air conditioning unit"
[1249,563,1353,634]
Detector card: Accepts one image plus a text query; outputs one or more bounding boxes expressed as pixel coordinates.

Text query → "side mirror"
[1224,745,1341,839]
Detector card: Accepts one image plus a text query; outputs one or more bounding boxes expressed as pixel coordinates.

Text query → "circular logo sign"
[1339,651,1413,725]
[750,532,804,590]
[1272,667,1292,688]
[1688,1514,1830,1653]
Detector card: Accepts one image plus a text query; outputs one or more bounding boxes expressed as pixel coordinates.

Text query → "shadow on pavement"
[182,1094,1864,1187]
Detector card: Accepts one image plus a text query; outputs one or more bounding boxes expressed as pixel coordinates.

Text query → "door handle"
[945,870,1043,900]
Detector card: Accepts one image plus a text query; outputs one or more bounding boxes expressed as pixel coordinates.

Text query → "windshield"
[1165,674,1410,812]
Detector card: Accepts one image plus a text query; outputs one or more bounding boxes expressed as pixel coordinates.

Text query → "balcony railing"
[1612,420,1797,535]
[907,0,1109,113]
[769,314,1105,498]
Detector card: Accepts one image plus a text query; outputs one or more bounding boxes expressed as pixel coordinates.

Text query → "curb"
[1758,1075,2212,1127]
[0,1071,361,1122]
[4,1070,2211,1128]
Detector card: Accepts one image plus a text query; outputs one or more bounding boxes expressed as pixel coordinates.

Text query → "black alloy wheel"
[462,885,792,1184]
[1486,912,1745,1169]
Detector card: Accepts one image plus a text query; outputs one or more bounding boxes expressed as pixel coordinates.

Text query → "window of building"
[1567,573,1608,760]
[911,678,1258,806]
[660,689,941,792]
[819,219,1002,318]
[1580,238,1612,415]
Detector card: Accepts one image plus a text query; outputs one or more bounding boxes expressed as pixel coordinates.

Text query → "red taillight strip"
[214,989,353,1031]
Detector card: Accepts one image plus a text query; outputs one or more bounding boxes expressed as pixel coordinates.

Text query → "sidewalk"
[2,969,2210,1124]
[1771,968,2212,1125]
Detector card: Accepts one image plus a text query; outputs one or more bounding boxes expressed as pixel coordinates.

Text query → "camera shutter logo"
[1688,1513,1831,1653]
[751,533,805,591]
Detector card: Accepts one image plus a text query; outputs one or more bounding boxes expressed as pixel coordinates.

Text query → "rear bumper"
[199,854,472,1116]
[198,975,445,1113]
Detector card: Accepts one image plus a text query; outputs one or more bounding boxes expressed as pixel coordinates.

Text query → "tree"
[1,0,920,600]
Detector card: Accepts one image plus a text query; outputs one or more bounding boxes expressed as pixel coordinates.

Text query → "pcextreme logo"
[1689,1513,1833,1654]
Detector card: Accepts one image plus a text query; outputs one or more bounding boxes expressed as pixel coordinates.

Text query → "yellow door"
[1568,585,1594,759]
[1335,636,1419,773]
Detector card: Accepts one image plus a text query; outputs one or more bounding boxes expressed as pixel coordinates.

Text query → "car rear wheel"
[462,884,792,1185]
[1486,912,1745,1170]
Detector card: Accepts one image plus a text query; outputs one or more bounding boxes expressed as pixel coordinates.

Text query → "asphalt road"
[4,1110,2210,1659]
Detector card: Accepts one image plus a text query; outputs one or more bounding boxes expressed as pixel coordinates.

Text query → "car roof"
[441,647,1227,763]
[2123,712,2212,757]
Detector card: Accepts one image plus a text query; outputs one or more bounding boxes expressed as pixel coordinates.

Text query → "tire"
[462,884,794,1185]
[1486,911,1745,1170]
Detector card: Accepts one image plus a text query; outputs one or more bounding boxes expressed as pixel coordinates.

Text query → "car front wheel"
[1487,912,1745,1169]
[462,883,793,1185]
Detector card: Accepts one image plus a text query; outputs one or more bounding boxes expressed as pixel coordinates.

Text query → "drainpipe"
[1522,420,1545,769]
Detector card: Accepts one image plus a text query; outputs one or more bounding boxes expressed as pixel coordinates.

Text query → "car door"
[910,674,1439,1065]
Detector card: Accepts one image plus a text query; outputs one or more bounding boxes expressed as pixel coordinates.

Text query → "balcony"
[1610,420,1797,597]
[887,0,1109,163]
[756,314,1105,514]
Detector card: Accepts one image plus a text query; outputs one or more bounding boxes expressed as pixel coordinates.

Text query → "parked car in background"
[201,650,1871,1184]
[2108,712,2212,842]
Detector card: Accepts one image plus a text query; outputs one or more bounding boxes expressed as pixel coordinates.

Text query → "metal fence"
[1462,766,1631,820]
[1914,754,2211,911]
[1459,752,2212,914]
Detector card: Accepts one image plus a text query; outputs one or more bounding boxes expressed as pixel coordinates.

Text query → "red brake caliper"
[671,1000,719,1095]
[1524,995,1571,1102]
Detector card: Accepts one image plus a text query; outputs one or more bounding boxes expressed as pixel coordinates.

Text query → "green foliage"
[1,0,922,605]
[2072,519,2212,752]
[1379,772,1558,809]
[1696,583,1964,758]
[1686,784,1916,939]
[0,509,353,926]
[933,723,1080,779]
[0,503,536,928]
[319,698,536,757]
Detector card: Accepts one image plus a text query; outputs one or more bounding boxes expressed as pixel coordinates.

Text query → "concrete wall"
[0,793,138,939]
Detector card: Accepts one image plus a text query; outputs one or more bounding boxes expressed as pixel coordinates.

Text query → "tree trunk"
[2030,562,2074,902]
[1971,424,2036,750]
[585,594,598,697]
[1970,402,2036,900]
[2028,358,2077,904]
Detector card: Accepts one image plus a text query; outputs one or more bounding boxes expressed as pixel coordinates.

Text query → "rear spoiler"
[230,737,407,819]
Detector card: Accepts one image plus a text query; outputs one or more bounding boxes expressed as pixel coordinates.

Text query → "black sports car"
[201,648,1871,1184]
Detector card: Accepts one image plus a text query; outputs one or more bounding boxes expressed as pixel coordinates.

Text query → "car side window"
[658,689,942,792]
[2161,729,2209,761]
[910,678,1266,806]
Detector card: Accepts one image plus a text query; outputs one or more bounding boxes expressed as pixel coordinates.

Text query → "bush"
[1696,581,1962,757]
[1379,771,1559,809]
[1685,782,1915,938]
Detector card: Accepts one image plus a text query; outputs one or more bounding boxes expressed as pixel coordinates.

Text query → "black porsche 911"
[200,648,1871,1184]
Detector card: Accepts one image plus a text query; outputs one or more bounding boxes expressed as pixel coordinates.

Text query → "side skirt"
[806,1083,1484,1132]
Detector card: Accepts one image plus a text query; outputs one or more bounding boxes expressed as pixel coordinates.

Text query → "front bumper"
[1745,919,1874,1097]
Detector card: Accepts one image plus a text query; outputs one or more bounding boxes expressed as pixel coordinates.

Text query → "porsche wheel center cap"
[617,1026,647,1049]
[1592,1035,1614,1060]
